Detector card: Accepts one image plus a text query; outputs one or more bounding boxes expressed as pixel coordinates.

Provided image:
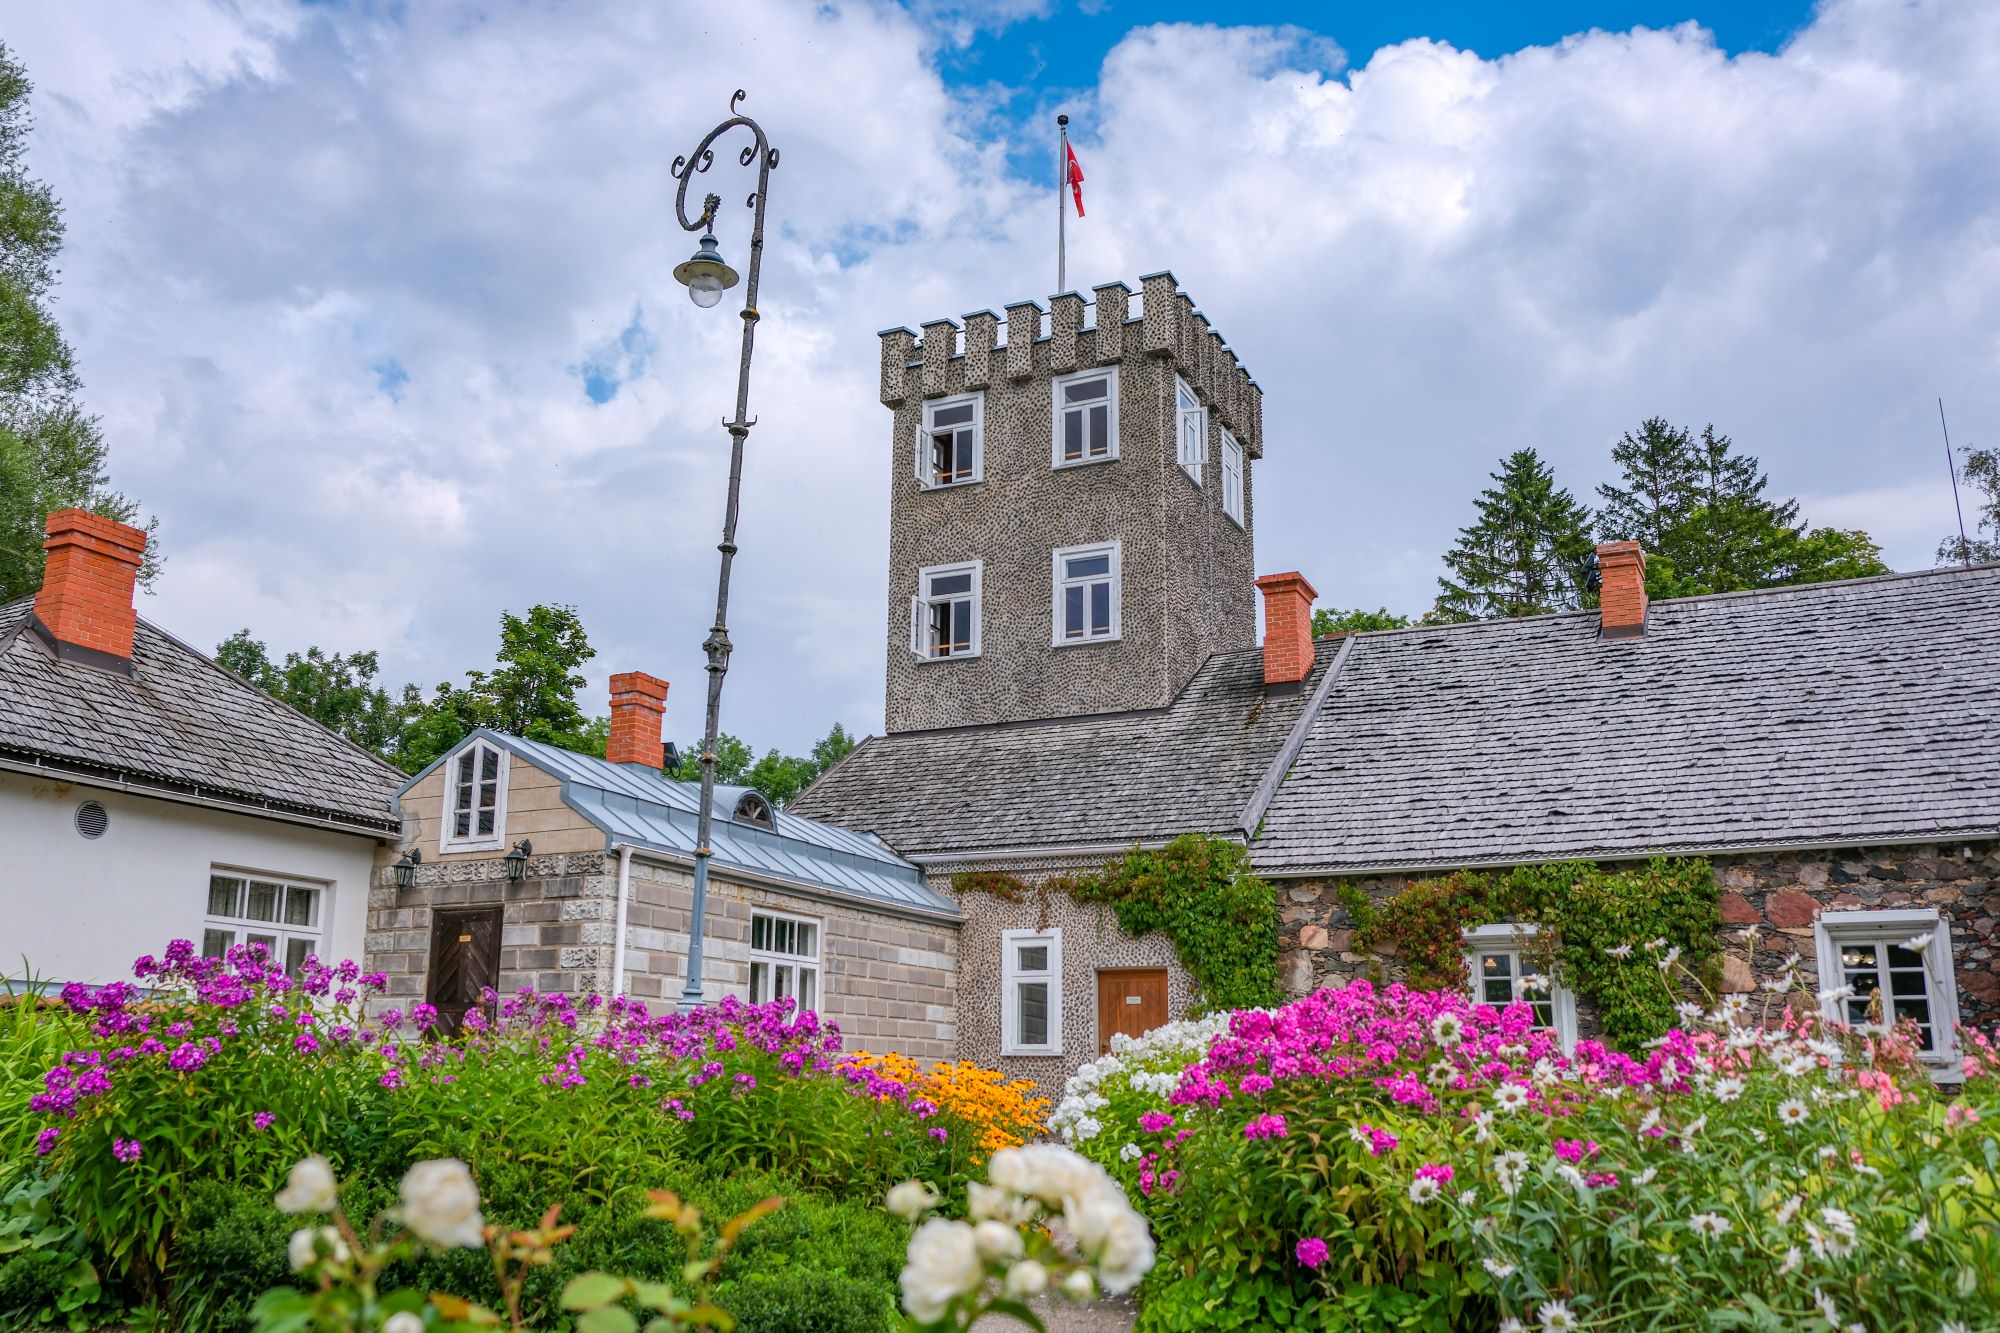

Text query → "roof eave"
[0,749,399,839]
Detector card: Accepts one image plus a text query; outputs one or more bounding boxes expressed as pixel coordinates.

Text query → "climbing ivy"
[948,835,1283,1014]
[1340,858,1721,1050]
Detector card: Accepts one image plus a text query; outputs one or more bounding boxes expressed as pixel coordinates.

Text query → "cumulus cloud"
[8,0,1997,750]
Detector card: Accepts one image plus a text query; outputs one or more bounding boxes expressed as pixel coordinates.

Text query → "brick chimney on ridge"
[1255,571,1319,689]
[606,671,671,767]
[31,508,148,672]
[1596,541,1648,639]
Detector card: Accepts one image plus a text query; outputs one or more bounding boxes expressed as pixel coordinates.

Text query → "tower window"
[1222,429,1245,526]
[919,394,983,489]
[1175,376,1206,485]
[1052,542,1121,645]
[1052,368,1118,466]
[911,561,982,660]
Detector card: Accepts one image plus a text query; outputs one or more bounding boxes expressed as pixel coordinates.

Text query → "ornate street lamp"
[393,846,422,891]
[503,839,533,882]
[669,90,778,1012]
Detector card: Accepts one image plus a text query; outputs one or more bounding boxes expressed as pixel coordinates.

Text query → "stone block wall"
[1271,841,2000,1037]
[940,862,1191,1092]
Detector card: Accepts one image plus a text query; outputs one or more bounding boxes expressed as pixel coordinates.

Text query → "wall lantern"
[393,846,422,891]
[504,838,534,882]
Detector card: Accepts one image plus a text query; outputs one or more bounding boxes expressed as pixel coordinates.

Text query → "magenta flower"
[929,1126,948,1141]
[1415,1162,1454,1184]
[111,1138,142,1164]
[34,1127,60,1156]
[1137,1111,1176,1133]
[252,1111,276,1130]
[1295,1236,1329,1268]
[1244,1113,1289,1140]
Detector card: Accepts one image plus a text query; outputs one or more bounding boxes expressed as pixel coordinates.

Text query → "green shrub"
[168,1178,295,1333]
[714,1271,894,1333]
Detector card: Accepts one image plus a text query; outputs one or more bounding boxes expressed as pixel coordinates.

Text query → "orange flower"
[844,1052,1050,1155]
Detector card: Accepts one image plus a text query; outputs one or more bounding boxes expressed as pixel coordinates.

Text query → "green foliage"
[395,604,607,772]
[1433,449,1596,622]
[0,42,154,603]
[1599,418,1889,597]
[215,631,409,757]
[1342,858,1721,1049]
[1309,606,1412,637]
[671,724,858,809]
[1939,442,2000,565]
[1074,835,1283,1013]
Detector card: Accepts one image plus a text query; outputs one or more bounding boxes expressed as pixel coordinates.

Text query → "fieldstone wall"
[880,274,1260,733]
[1273,840,2000,1035]
[939,862,1192,1092]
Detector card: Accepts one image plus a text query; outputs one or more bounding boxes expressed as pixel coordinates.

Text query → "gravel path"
[987,1295,1137,1331]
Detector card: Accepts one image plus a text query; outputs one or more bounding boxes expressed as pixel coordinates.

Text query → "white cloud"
[7,0,1999,754]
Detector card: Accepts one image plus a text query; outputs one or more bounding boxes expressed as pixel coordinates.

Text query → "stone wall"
[938,862,1192,1092]
[1272,841,2000,1035]
[880,275,1260,733]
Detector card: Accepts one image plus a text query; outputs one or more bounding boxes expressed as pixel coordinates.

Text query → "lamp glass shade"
[674,233,738,308]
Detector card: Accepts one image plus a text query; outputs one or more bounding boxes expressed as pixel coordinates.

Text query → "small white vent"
[75,801,109,840]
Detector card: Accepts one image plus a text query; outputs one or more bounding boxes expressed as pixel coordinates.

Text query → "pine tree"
[0,43,152,602]
[1684,425,1801,593]
[1434,449,1596,622]
[1596,417,1699,554]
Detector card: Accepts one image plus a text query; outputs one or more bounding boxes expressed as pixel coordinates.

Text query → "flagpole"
[1057,113,1069,293]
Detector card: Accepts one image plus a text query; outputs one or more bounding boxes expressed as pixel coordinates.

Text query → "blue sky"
[9,0,1997,756]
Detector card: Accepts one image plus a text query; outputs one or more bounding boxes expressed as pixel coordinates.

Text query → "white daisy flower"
[1472,1110,1495,1144]
[1459,1188,1478,1206]
[1817,984,1855,1007]
[1605,943,1634,959]
[1778,1098,1809,1126]
[1658,946,1682,970]
[1482,1257,1516,1279]
[1495,1151,1530,1197]
[1688,1212,1731,1239]
[1775,1194,1803,1226]
[1633,1166,1658,1186]
[1908,1215,1930,1241]
[1430,1013,1465,1048]
[1427,1059,1459,1088]
[1814,1289,1841,1329]
[1499,1320,1525,1333]
[1675,1001,1706,1024]
[1538,1299,1578,1332]
[1494,1083,1531,1113]
[1644,938,1666,951]
[1779,1246,1801,1275]
[1901,931,1933,953]
[1712,1077,1746,1103]
[1408,1177,1442,1205]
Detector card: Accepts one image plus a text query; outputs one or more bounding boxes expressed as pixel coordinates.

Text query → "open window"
[1175,375,1205,485]
[1052,368,1118,466]
[1221,429,1245,526]
[919,394,983,489]
[1463,923,1577,1052]
[1814,908,1961,1074]
[1052,542,1121,645]
[1002,929,1062,1056]
[910,561,982,660]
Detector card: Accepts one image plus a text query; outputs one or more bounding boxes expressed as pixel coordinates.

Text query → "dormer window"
[919,394,983,488]
[1175,375,1206,485]
[1052,368,1118,466]
[732,790,776,827]
[911,561,982,660]
[1052,542,1121,645]
[442,739,508,852]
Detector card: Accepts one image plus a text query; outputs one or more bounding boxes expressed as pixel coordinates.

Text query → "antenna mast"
[1941,398,1971,570]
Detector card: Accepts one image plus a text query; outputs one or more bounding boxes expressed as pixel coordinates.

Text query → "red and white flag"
[1066,141,1085,217]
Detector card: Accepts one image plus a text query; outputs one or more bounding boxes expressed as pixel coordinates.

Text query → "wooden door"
[427,906,502,1033]
[1096,968,1169,1054]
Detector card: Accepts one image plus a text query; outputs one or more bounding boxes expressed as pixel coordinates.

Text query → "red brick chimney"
[606,672,670,767]
[1255,571,1319,688]
[32,509,148,671]
[1597,541,1648,639]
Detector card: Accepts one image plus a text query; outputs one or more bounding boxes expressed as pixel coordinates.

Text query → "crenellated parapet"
[878,272,1263,456]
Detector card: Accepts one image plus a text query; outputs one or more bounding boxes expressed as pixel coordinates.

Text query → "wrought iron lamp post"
[668,90,777,1012]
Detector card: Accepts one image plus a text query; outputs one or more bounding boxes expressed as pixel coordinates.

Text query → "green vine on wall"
[1339,858,1721,1050]
[950,835,1283,1014]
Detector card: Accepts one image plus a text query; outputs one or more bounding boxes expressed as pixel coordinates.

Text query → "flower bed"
[1057,952,2000,1331]
[5,940,997,1331]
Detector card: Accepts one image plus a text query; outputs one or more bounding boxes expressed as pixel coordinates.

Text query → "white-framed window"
[1052,541,1121,645]
[1463,924,1577,1052]
[203,869,325,974]
[919,393,983,489]
[442,739,508,852]
[1175,375,1205,485]
[1002,929,1062,1056]
[1052,367,1118,467]
[1221,429,1245,526]
[910,561,982,661]
[749,910,821,1013]
[1814,909,1961,1072]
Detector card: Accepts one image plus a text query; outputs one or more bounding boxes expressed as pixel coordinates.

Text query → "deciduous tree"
[1938,444,2000,565]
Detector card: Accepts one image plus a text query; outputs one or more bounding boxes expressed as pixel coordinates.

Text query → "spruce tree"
[0,42,152,601]
[1596,417,1699,555]
[1434,449,1596,621]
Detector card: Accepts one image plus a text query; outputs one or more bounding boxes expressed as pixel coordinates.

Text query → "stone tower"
[878,272,1263,733]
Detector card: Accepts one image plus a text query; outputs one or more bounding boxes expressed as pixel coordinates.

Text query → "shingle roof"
[0,597,403,834]
[788,640,1343,858]
[414,733,957,918]
[1253,564,2000,875]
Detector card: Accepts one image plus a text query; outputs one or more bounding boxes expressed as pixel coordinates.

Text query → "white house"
[0,510,403,987]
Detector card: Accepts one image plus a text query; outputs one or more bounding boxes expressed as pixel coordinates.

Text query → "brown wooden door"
[1097,968,1169,1054]
[427,907,502,1033]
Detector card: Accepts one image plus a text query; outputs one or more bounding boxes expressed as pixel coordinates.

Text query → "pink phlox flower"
[1294,1236,1329,1269]
[1244,1113,1289,1140]
[1138,1111,1176,1133]
[1414,1162,1454,1184]
[252,1111,276,1130]
[111,1138,142,1164]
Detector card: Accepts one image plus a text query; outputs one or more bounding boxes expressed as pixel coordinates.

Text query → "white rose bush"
[249,1154,776,1333]
[888,1143,1156,1330]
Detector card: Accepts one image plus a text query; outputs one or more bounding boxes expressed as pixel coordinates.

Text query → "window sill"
[1224,511,1246,530]
[915,651,983,664]
[1001,1046,1064,1058]
[1178,465,1204,488]
[917,478,984,493]
[1053,453,1118,470]
[1052,633,1121,648]
[441,837,506,855]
